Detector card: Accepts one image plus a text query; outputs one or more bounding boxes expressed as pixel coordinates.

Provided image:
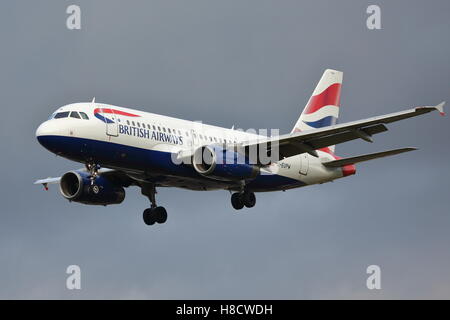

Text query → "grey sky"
[0,0,449,299]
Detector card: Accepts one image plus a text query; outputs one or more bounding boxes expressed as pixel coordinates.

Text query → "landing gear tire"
[143,207,167,225]
[231,193,244,210]
[143,208,156,225]
[243,192,256,208]
[154,206,168,224]
[141,184,168,225]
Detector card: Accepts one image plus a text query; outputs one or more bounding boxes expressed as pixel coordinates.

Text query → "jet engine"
[192,145,259,181]
[59,170,125,205]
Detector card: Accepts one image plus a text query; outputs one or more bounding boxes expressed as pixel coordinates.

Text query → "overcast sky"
[0,0,449,299]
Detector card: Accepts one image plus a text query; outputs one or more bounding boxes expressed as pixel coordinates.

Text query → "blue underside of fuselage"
[37,135,305,191]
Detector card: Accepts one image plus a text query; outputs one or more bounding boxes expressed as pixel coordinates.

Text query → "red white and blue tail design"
[292,69,343,152]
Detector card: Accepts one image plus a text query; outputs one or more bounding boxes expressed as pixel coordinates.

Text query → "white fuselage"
[36,102,346,192]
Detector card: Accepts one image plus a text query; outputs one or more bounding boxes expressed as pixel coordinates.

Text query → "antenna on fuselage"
[91,97,96,103]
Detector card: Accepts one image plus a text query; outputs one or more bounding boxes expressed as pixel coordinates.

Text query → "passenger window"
[186,132,189,137]
[147,124,151,129]
[54,111,70,119]
[127,120,130,125]
[132,121,135,126]
[153,125,156,130]
[178,130,182,135]
[158,126,161,131]
[70,111,81,119]
[214,137,217,142]
[168,128,171,133]
[163,127,166,132]
[137,122,140,127]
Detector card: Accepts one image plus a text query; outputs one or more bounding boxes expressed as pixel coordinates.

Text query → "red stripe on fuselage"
[304,83,341,114]
[94,108,141,117]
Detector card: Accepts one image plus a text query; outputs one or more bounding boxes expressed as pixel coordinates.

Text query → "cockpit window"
[79,112,89,120]
[70,111,81,119]
[54,111,70,119]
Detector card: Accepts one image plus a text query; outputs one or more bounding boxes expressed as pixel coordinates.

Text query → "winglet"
[436,101,446,116]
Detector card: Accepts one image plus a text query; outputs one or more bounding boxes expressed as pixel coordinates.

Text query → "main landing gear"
[231,191,256,210]
[141,184,167,226]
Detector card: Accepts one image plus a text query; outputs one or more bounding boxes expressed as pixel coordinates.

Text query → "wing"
[34,168,135,190]
[34,177,61,190]
[242,102,445,161]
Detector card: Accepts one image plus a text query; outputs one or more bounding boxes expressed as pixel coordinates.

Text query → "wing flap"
[322,147,417,167]
[302,124,387,152]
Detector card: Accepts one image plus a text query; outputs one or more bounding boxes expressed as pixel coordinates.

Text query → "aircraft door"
[299,153,309,175]
[103,108,119,137]
[190,129,199,146]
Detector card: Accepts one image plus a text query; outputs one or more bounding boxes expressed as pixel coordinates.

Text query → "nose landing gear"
[86,162,101,194]
[141,184,168,226]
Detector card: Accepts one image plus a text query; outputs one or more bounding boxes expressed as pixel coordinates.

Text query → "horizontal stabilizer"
[322,147,417,168]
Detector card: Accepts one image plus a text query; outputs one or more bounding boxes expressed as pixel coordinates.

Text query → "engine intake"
[60,171,125,205]
[192,145,259,181]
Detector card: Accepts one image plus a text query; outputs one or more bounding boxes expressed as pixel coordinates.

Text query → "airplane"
[35,69,445,226]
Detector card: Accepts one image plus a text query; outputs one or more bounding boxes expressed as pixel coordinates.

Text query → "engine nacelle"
[59,171,125,205]
[192,145,259,181]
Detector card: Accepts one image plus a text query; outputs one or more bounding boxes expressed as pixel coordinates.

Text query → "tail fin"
[292,69,343,152]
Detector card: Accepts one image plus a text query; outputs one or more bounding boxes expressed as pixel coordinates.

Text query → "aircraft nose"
[36,121,57,150]
[36,121,51,137]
